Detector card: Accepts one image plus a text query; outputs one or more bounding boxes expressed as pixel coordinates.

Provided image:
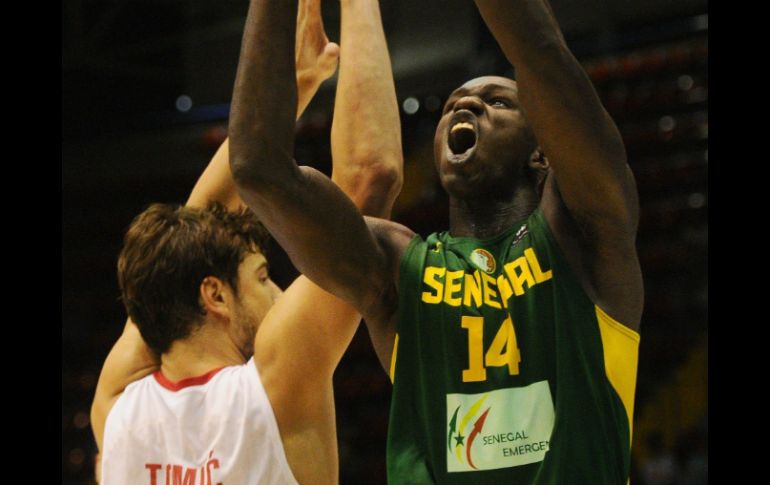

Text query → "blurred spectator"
[641,432,678,485]
[675,422,708,485]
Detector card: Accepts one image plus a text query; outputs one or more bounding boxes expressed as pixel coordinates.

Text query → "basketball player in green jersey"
[230,1,643,483]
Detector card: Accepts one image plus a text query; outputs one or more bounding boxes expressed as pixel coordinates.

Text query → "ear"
[528,147,550,195]
[528,146,550,172]
[199,276,232,321]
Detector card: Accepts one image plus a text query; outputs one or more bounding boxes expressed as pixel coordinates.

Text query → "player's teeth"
[451,122,474,133]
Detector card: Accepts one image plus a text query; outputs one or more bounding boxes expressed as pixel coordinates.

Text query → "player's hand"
[296,0,339,90]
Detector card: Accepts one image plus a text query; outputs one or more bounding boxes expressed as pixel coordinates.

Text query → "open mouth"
[448,122,477,155]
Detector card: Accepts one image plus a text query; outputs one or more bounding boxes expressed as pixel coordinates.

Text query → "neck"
[160,321,246,382]
[448,184,539,239]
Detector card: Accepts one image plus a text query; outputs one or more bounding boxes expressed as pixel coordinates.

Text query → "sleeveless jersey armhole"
[532,207,640,441]
[391,234,425,384]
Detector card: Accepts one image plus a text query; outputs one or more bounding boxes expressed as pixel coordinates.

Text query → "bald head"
[457,75,518,93]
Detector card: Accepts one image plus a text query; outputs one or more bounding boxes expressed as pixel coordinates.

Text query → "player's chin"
[440,171,486,200]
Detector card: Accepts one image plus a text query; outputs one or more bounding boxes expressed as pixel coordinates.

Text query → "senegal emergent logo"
[470,248,496,273]
[447,395,491,469]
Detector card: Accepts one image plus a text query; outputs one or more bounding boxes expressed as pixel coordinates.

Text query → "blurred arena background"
[62,1,707,483]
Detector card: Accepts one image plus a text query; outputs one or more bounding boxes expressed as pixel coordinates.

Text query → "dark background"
[62,1,708,483]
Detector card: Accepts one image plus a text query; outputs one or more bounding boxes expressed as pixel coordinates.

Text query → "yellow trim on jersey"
[389,333,400,384]
[595,306,640,446]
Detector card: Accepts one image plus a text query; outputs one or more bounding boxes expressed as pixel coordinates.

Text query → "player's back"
[100,358,298,485]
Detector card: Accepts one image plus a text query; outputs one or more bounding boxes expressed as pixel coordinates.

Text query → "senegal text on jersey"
[421,247,552,310]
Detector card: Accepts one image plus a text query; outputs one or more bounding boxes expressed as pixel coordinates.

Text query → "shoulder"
[365,217,417,253]
[101,373,156,440]
[107,372,160,411]
[357,218,419,361]
[205,361,264,400]
[363,217,419,291]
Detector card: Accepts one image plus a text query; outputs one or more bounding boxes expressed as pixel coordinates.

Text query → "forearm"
[332,0,403,218]
[228,1,391,318]
[475,0,594,105]
[475,0,612,142]
[186,141,243,210]
[475,0,633,220]
[230,0,299,188]
[186,80,323,211]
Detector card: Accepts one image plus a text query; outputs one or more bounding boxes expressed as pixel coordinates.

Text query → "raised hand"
[296,0,340,96]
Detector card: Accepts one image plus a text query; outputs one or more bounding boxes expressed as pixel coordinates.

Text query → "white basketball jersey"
[101,358,299,485]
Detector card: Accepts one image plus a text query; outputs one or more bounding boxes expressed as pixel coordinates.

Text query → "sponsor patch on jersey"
[446,381,555,473]
[470,248,496,274]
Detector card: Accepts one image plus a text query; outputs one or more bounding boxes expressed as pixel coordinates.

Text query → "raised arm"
[187,2,339,211]
[230,0,408,322]
[474,0,637,228]
[331,0,402,219]
[474,0,643,327]
[256,0,404,375]
[255,0,404,403]
[245,3,405,481]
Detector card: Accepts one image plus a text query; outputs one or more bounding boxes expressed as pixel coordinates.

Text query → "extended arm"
[248,3,403,481]
[255,0,405,412]
[474,0,637,228]
[230,0,404,321]
[331,0,402,219]
[256,0,404,382]
[474,0,643,327]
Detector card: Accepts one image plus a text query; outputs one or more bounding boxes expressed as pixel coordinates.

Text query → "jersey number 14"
[461,315,521,382]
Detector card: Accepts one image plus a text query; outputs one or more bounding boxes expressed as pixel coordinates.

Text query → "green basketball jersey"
[386,207,639,484]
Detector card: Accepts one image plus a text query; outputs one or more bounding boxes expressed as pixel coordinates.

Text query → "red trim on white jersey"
[103,358,299,484]
[153,367,224,391]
